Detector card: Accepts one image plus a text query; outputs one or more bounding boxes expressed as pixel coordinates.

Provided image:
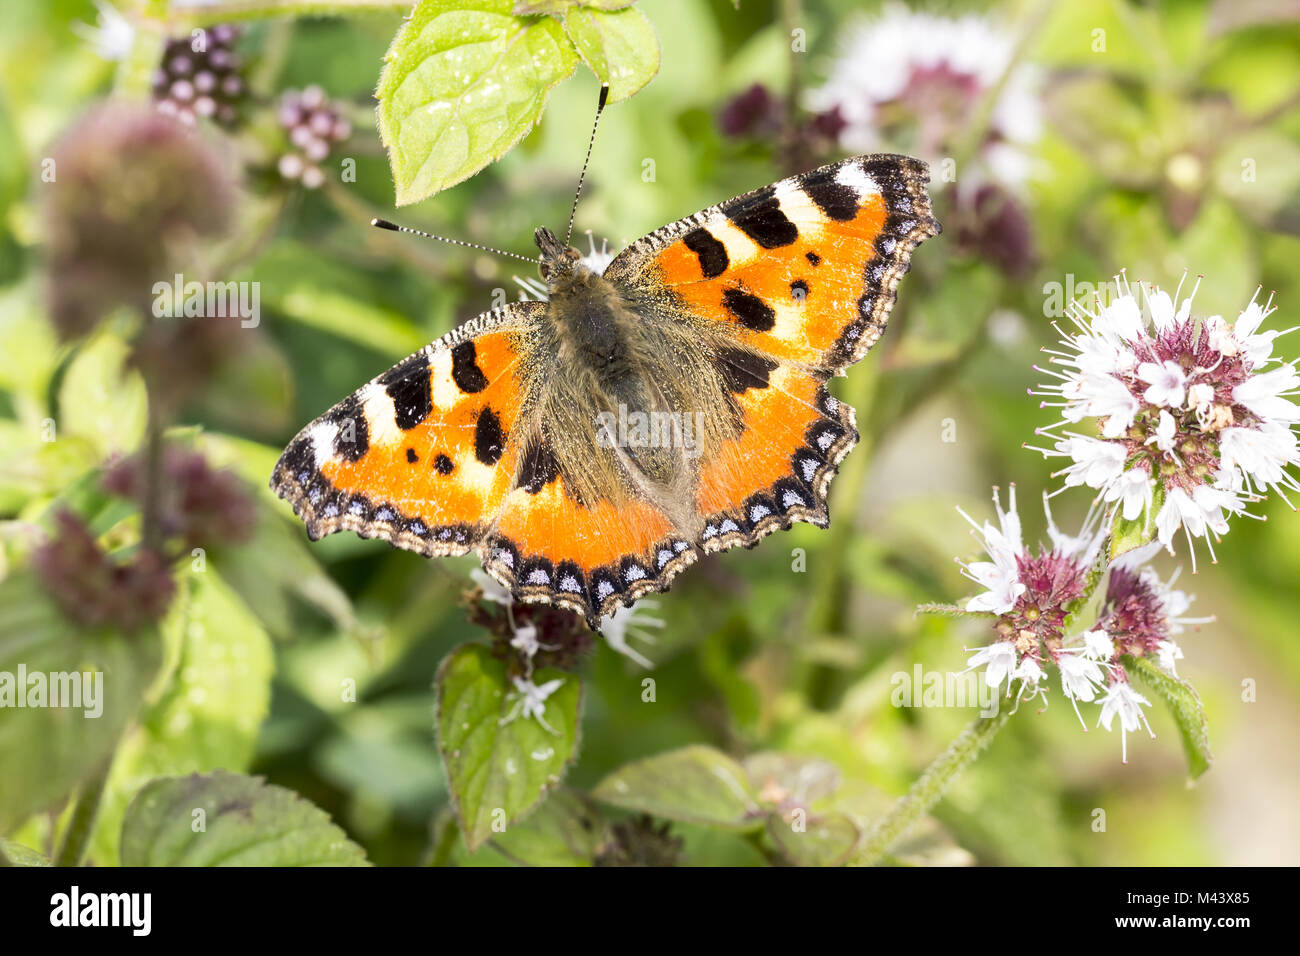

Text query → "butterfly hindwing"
[696,361,858,552]
[483,480,697,621]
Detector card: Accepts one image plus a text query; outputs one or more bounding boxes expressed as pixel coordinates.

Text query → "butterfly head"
[534,226,586,285]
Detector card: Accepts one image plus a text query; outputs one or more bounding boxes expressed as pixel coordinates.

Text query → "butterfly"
[271,153,940,627]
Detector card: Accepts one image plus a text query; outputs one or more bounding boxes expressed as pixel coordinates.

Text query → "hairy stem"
[856,703,1015,865]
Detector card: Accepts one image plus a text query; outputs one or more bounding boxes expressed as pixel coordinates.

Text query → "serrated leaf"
[120,771,368,866]
[378,0,581,205]
[592,744,763,830]
[767,810,860,867]
[0,572,163,832]
[89,571,274,865]
[514,0,635,13]
[436,643,581,852]
[1124,654,1213,780]
[562,6,659,102]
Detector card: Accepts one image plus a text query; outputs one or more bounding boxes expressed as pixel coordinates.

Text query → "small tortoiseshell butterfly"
[272,152,940,626]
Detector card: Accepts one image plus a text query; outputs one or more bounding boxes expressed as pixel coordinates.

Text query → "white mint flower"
[1218,423,1299,501]
[1138,360,1187,409]
[1147,409,1178,454]
[600,599,664,669]
[1082,629,1115,661]
[501,676,565,734]
[1156,639,1184,677]
[1033,275,1299,567]
[470,568,512,606]
[1014,657,1045,686]
[937,499,1209,763]
[1233,364,1300,423]
[73,0,136,62]
[509,624,543,659]
[1056,651,1106,729]
[1096,682,1155,763]
[965,641,1019,692]
[805,4,1041,188]
[957,486,1027,614]
[1057,436,1125,490]
[1104,466,1154,522]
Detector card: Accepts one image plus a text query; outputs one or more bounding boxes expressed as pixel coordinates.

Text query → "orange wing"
[482,477,697,621]
[271,300,696,624]
[605,154,939,374]
[604,154,938,556]
[271,302,541,559]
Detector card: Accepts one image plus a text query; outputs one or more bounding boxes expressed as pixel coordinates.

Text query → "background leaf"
[766,810,860,867]
[592,744,763,829]
[120,771,368,866]
[88,571,275,865]
[0,572,162,832]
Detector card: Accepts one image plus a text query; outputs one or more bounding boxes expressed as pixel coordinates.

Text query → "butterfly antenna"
[370,218,540,264]
[564,83,610,247]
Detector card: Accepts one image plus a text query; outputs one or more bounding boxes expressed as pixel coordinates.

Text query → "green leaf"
[1123,655,1213,781]
[0,572,163,832]
[767,810,860,867]
[562,6,659,103]
[436,644,581,852]
[377,0,581,205]
[212,497,360,641]
[120,771,369,866]
[0,838,50,866]
[592,745,763,830]
[272,285,426,356]
[89,571,275,865]
[1110,483,1163,562]
[488,787,607,865]
[57,330,147,458]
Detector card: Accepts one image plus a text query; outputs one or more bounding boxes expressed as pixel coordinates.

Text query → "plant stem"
[856,703,1015,865]
[53,758,113,867]
[139,312,167,556]
[164,0,411,26]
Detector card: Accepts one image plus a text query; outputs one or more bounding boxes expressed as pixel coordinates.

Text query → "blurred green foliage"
[1,0,1299,866]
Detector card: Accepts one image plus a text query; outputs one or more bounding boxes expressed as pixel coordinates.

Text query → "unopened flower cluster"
[276,86,353,190]
[153,24,247,127]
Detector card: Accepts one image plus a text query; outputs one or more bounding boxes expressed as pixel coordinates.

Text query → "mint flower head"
[1032,274,1299,568]
[944,490,1208,762]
